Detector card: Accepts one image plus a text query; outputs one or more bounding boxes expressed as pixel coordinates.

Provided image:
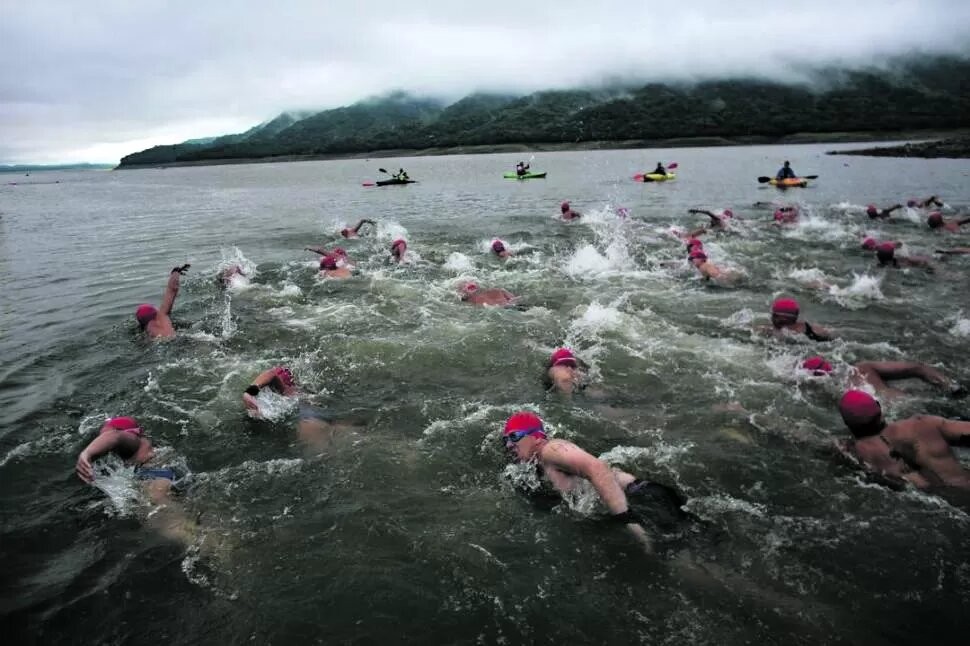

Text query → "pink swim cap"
[771,298,800,316]
[503,411,546,438]
[491,240,506,253]
[722,209,734,218]
[927,212,944,228]
[685,238,703,251]
[102,416,143,436]
[866,204,877,215]
[875,243,896,263]
[320,255,339,270]
[861,237,877,250]
[332,247,347,257]
[549,347,578,368]
[561,201,570,213]
[802,356,832,375]
[274,366,295,388]
[135,304,157,328]
[391,239,406,257]
[838,390,882,433]
[462,282,479,293]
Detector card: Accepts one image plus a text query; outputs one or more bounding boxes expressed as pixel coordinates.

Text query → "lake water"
[2,143,969,645]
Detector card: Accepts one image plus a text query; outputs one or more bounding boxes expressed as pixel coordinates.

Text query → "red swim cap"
[688,250,707,262]
[135,304,157,328]
[722,209,734,219]
[462,282,479,293]
[685,238,703,251]
[332,247,347,257]
[274,366,295,388]
[503,411,546,437]
[491,240,505,253]
[861,237,877,250]
[549,347,578,368]
[391,239,406,256]
[771,298,800,316]
[927,212,944,228]
[102,416,143,436]
[875,243,896,263]
[802,356,832,375]
[561,201,570,212]
[866,204,877,215]
[320,255,339,270]
[838,390,882,434]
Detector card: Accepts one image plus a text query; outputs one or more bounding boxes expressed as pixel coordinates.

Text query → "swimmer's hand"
[172,264,191,274]
[76,451,94,483]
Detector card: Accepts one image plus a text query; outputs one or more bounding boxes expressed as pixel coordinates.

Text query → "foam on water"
[249,390,299,422]
[826,273,884,308]
[948,311,970,338]
[443,252,475,272]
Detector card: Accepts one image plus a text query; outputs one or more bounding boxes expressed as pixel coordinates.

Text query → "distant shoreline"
[114,128,970,170]
[826,136,970,159]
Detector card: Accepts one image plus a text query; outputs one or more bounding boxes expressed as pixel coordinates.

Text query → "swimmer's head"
[502,411,547,454]
[135,304,157,329]
[332,247,347,257]
[866,204,878,216]
[722,209,734,219]
[875,243,896,265]
[320,255,339,270]
[927,212,944,229]
[340,228,351,238]
[491,240,506,254]
[460,281,479,295]
[101,416,143,436]
[561,201,570,213]
[685,238,703,252]
[838,390,884,438]
[771,298,800,326]
[391,238,407,259]
[549,347,578,368]
[861,237,877,251]
[802,356,833,376]
[274,366,295,388]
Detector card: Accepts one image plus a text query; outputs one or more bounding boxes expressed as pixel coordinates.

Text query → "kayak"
[769,177,808,188]
[376,178,417,186]
[641,173,676,182]
[503,172,547,179]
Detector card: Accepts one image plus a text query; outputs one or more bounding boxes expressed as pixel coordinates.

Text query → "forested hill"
[117,56,970,168]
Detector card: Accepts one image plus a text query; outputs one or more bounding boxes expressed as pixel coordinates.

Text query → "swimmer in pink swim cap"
[927,211,970,233]
[545,347,586,394]
[560,201,582,221]
[134,264,190,339]
[340,218,376,238]
[491,239,512,260]
[318,253,352,279]
[458,281,517,307]
[687,208,733,234]
[243,366,299,417]
[801,355,959,398]
[759,297,834,341]
[390,238,407,263]
[875,243,934,271]
[865,203,903,220]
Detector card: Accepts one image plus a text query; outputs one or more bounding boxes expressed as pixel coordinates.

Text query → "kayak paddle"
[758,174,819,183]
[362,182,375,187]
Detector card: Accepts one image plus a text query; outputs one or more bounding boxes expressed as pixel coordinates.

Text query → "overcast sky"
[2,1,968,164]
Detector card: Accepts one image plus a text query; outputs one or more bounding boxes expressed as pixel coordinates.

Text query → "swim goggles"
[503,428,544,446]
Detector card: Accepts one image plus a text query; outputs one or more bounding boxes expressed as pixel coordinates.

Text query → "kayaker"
[491,239,512,259]
[340,218,375,238]
[393,168,409,181]
[515,161,530,177]
[458,281,517,307]
[800,355,960,399]
[836,390,970,492]
[875,243,934,271]
[135,264,189,339]
[927,211,970,233]
[652,162,667,176]
[776,161,797,180]
[866,204,903,220]
[759,297,834,342]
[560,201,582,221]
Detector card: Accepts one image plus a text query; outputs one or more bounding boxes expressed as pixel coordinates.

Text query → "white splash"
[827,273,884,309]
[443,252,475,272]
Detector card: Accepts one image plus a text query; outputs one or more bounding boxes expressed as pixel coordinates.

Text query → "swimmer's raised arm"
[352,218,375,233]
[305,246,328,256]
[159,265,187,317]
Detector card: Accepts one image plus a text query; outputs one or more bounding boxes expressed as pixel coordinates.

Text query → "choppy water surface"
[2,145,969,645]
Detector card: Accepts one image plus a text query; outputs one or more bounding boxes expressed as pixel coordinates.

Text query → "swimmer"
[688,249,740,284]
[491,239,512,259]
[217,264,246,288]
[875,243,934,271]
[340,218,375,238]
[759,297,834,341]
[390,238,407,263]
[860,237,898,251]
[76,417,196,544]
[927,211,970,233]
[135,264,189,339]
[772,206,799,225]
[243,366,298,418]
[459,281,517,307]
[907,195,944,209]
[560,201,582,221]
[801,355,960,398]
[318,253,352,279]
[305,245,350,261]
[502,411,688,552]
[544,348,586,394]
[687,208,734,232]
[837,390,970,491]
[865,203,903,220]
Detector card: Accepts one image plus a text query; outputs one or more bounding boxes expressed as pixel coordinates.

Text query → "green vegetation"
[117,56,970,168]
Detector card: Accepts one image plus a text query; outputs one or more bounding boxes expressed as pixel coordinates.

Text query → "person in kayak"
[776,161,797,180]
[491,239,512,260]
[393,168,409,181]
[501,411,688,552]
[907,196,944,209]
[459,281,517,306]
[836,390,970,492]
[759,297,834,341]
[560,201,582,221]
[927,211,970,233]
[866,204,903,220]
[135,264,189,339]
[651,162,667,176]
[340,218,376,238]
[390,238,407,263]
[875,243,934,271]
[800,355,961,398]
[515,161,530,177]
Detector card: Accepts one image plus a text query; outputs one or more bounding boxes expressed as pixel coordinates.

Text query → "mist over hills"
[117,56,970,168]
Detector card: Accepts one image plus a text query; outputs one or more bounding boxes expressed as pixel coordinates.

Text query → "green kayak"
[503,171,547,180]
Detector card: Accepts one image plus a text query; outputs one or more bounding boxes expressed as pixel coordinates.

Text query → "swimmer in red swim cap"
[865,203,902,220]
[560,201,582,221]
[687,208,733,234]
[134,264,189,339]
[760,297,834,341]
[390,238,407,263]
[491,239,512,259]
[801,355,958,398]
[243,365,300,418]
[875,243,934,271]
[340,218,376,238]
[458,280,517,306]
[545,347,586,394]
[836,390,970,492]
[318,253,352,279]
[927,211,970,233]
